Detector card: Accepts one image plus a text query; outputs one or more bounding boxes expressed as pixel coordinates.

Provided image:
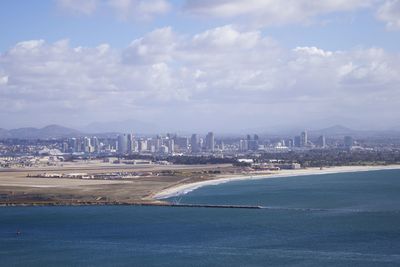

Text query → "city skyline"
[0,1,400,131]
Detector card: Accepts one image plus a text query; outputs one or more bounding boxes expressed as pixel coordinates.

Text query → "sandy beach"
[153,165,400,200]
[1,163,400,206]
[0,163,236,205]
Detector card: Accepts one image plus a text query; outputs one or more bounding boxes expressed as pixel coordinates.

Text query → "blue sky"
[0,0,399,132]
[1,1,399,52]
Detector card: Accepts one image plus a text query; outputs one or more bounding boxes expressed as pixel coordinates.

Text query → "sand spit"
[153,165,400,200]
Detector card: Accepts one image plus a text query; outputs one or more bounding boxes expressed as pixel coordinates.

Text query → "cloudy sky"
[0,0,399,133]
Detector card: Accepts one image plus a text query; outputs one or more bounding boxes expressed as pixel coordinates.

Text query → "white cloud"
[0,75,8,85]
[183,0,373,27]
[58,0,98,15]
[123,27,177,64]
[192,25,261,49]
[57,0,170,20]
[293,46,333,57]
[1,26,399,130]
[107,0,171,20]
[377,0,400,30]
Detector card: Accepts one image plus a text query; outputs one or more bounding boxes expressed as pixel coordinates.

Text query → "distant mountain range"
[0,125,82,139]
[0,124,398,140]
[309,125,400,138]
[308,125,360,137]
[78,119,160,135]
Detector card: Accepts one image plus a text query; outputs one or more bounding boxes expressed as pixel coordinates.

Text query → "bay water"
[1,169,400,266]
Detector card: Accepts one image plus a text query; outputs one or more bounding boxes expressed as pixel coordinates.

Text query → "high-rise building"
[160,145,168,154]
[344,136,353,150]
[199,138,204,152]
[131,140,138,152]
[77,138,84,152]
[84,137,93,153]
[246,134,259,151]
[175,136,189,151]
[205,132,215,152]
[220,140,225,151]
[68,138,78,153]
[287,139,294,148]
[138,140,147,152]
[154,136,162,152]
[294,136,301,147]
[127,133,134,154]
[239,139,248,152]
[300,131,308,147]
[117,134,129,154]
[191,134,199,153]
[168,139,174,154]
[317,135,326,148]
[91,136,99,152]
[62,142,68,153]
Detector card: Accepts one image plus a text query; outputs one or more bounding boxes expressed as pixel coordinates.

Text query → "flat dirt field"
[0,163,236,205]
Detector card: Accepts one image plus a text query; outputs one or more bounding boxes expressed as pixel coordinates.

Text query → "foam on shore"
[153,165,400,200]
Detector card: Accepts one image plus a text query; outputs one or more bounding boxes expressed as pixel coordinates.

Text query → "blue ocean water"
[1,169,400,266]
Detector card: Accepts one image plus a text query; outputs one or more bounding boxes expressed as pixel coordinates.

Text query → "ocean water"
[1,169,400,266]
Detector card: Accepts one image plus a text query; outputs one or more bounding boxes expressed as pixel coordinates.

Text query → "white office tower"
[117,134,129,154]
[139,140,147,152]
[155,137,162,152]
[239,139,248,152]
[91,136,99,152]
[206,132,215,152]
[132,140,138,152]
[168,139,174,154]
[84,137,93,153]
[160,145,169,154]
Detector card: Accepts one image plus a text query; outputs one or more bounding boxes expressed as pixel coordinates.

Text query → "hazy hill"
[80,119,160,134]
[0,125,82,139]
[310,125,357,137]
[0,128,11,139]
[310,125,399,138]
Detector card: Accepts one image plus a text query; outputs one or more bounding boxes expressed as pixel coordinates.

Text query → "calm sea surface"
[1,169,400,266]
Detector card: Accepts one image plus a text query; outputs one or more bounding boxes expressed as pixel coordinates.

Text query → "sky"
[0,0,399,133]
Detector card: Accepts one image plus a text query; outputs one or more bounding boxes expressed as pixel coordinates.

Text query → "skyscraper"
[91,136,99,152]
[294,136,301,147]
[138,140,147,152]
[127,133,134,154]
[300,131,308,147]
[168,139,174,154]
[84,137,92,153]
[205,132,215,152]
[239,139,248,152]
[117,134,128,154]
[317,135,326,148]
[154,136,162,152]
[344,136,353,150]
[175,136,189,151]
[191,134,199,153]
[68,138,78,153]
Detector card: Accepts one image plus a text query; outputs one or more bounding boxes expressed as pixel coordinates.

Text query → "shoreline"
[1,164,400,207]
[152,165,400,200]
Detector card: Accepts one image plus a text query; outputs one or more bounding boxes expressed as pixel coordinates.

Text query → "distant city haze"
[0,1,399,132]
